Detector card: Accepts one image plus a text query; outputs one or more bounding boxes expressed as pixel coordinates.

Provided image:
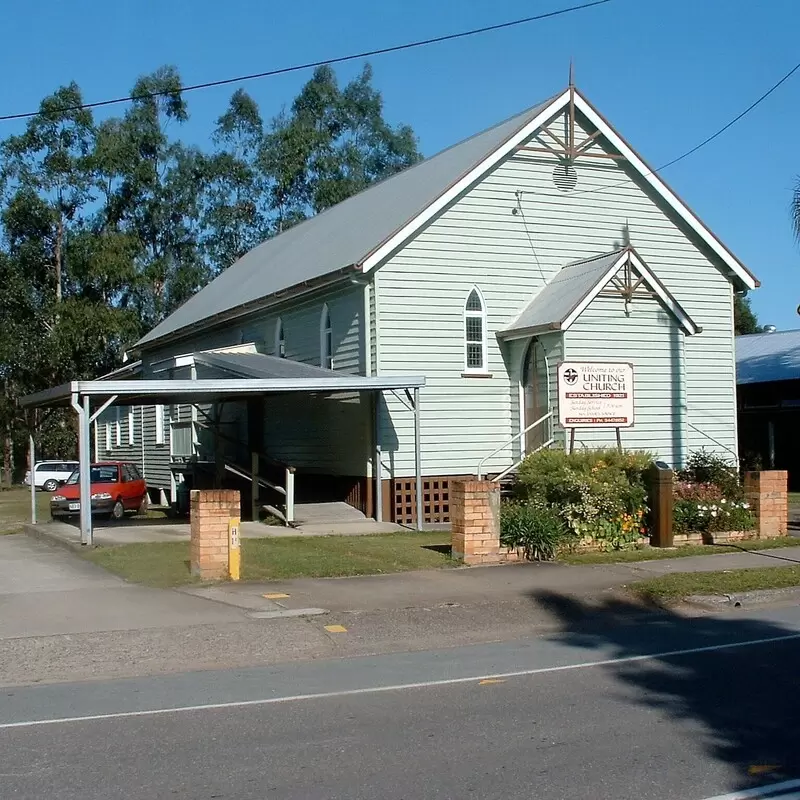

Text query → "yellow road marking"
[748,765,780,775]
[263,593,290,599]
[324,624,348,633]
[478,679,507,685]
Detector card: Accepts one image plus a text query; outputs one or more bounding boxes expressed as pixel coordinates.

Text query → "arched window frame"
[274,318,285,358]
[320,304,332,369]
[463,287,488,374]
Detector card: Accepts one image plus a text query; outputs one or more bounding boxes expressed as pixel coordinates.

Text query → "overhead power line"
[560,57,800,200]
[0,0,612,122]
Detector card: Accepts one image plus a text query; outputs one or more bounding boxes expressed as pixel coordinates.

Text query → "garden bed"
[500,447,761,561]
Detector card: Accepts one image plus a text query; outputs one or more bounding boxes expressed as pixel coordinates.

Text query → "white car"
[24,461,80,492]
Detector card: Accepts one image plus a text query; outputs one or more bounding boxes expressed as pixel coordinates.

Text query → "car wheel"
[137,494,149,517]
[42,479,58,492]
[110,499,125,521]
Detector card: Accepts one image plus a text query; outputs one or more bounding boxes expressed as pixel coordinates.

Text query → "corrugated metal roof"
[138,93,561,348]
[500,250,626,337]
[736,329,800,384]
[196,351,336,380]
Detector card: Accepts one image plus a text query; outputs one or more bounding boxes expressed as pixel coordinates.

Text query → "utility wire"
[0,0,612,122]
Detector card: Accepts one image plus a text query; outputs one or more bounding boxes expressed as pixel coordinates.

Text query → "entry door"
[523,338,549,453]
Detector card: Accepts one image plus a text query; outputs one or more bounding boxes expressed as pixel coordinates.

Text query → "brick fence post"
[744,470,788,538]
[190,489,241,579]
[451,480,503,564]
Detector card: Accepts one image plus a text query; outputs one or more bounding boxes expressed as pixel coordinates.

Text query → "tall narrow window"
[320,304,332,369]
[114,407,122,447]
[105,421,112,451]
[275,318,285,358]
[128,407,135,445]
[464,288,488,373]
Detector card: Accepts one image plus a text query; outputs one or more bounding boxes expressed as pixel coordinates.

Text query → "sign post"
[558,362,635,450]
[228,517,241,581]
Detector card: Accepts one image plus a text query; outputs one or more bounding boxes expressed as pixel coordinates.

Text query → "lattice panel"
[393,478,452,525]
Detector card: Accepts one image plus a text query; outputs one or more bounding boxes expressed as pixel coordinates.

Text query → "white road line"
[2,631,800,731]
[703,781,800,799]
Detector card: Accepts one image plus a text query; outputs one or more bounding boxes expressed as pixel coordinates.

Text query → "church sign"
[557,362,634,428]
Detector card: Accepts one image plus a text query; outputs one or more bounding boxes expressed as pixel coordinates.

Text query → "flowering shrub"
[677,450,743,501]
[673,452,753,534]
[516,448,651,550]
[673,497,754,534]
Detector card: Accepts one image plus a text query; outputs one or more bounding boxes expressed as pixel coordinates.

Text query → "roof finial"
[569,59,575,88]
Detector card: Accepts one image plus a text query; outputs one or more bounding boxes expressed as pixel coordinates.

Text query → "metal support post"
[375,393,383,523]
[768,420,776,469]
[29,434,36,524]
[285,467,295,524]
[72,393,93,546]
[413,387,422,532]
[251,451,259,522]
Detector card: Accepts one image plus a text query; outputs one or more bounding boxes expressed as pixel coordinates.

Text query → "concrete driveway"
[0,534,244,640]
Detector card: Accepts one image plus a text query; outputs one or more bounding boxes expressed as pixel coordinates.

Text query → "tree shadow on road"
[531,590,800,793]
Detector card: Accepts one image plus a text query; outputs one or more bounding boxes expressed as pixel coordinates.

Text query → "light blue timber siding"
[563,297,687,466]
[95,404,172,492]
[375,110,737,477]
[139,285,370,477]
[141,284,365,374]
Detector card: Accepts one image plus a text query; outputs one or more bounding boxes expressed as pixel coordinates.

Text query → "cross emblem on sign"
[563,368,578,385]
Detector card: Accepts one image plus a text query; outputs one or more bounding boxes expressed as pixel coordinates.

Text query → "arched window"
[320,305,332,369]
[464,288,488,373]
[274,318,285,358]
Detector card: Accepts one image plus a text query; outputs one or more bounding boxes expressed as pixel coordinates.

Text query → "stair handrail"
[492,438,555,484]
[194,418,295,474]
[477,411,553,480]
[194,418,296,524]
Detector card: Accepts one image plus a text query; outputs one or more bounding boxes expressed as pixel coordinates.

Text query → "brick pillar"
[744,470,788,538]
[190,489,241,579]
[450,480,502,564]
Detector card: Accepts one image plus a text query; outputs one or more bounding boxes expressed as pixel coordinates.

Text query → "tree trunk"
[54,214,63,303]
[2,380,11,487]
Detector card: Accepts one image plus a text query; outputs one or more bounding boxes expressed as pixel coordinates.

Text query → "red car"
[50,462,149,520]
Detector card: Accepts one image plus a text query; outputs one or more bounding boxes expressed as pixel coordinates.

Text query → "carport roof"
[20,372,426,409]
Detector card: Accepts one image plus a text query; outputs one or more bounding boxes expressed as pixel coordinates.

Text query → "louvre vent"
[552,162,578,191]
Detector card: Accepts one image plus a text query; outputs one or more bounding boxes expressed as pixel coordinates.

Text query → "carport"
[20,370,426,545]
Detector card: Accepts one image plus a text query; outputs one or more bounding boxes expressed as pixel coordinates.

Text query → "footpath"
[4,532,800,688]
[181,544,800,616]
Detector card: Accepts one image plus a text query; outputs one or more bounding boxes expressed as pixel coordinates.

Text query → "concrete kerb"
[22,522,87,553]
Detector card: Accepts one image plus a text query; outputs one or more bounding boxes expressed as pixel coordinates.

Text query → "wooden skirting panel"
[386,475,474,525]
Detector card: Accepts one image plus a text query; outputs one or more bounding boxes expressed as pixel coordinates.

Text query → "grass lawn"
[83,532,455,588]
[631,565,800,603]
[0,487,51,534]
[559,536,800,565]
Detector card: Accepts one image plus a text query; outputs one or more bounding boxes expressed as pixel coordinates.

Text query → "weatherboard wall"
[563,296,687,465]
[138,285,370,477]
[375,110,738,477]
[95,404,173,494]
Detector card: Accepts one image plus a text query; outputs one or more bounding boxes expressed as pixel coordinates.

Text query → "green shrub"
[500,502,573,561]
[515,447,652,546]
[673,498,754,535]
[678,449,742,501]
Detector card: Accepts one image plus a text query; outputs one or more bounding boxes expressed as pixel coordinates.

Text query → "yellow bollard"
[228,517,241,581]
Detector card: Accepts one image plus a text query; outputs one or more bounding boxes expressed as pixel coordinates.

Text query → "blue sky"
[2,0,799,328]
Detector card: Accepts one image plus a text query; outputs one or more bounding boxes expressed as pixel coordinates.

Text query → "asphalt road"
[3,601,800,799]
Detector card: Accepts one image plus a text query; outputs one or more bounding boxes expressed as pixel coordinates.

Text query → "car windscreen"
[66,465,119,485]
